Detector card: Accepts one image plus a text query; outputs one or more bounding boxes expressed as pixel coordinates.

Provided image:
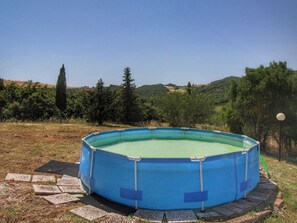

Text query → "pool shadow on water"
[34,160,79,177]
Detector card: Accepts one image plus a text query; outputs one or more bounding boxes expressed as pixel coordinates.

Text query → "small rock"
[274,198,285,210]
[277,191,283,199]
[70,205,107,221]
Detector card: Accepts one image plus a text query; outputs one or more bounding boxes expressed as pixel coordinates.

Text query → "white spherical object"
[276,113,286,121]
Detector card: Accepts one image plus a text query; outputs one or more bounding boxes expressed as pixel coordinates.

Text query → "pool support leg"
[128,156,141,209]
[88,146,96,194]
[244,149,249,198]
[199,158,205,212]
[191,156,206,212]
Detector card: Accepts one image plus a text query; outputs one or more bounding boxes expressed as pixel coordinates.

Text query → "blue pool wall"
[79,128,260,210]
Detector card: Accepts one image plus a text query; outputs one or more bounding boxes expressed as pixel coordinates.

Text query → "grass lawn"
[0,122,296,222]
[262,156,297,223]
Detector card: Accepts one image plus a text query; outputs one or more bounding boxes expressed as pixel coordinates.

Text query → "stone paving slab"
[220,203,244,214]
[165,210,197,223]
[255,188,275,197]
[5,173,31,182]
[246,196,263,205]
[42,193,80,204]
[195,211,210,219]
[212,206,235,217]
[58,185,87,194]
[134,209,164,223]
[247,194,269,202]
[62,174,78,179]
[231,200,255,210]
[195,210,223,220]
[194,210,221,218]
[257,183,277,190]
[33,184,61,195]
[70,205,107,221]
[57,178,81,186]
[32,175,56,183]
[249,190,270,197]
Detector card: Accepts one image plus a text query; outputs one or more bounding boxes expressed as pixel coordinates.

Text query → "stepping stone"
[57,178,81,186]
[33,184,61,195]
[257,183,277,190]
[70,205,107,221]
[231,200,254,210]
[212,206,235,217]
[247,194,268,202]
[195,211,210,219]
[220,203,244,214]
[32,175,56,183]
[58,185,87,194]
[5,173,31,182]
[42,193,80,204]
[62,174,78,179]
[248,190,270,197]
[165,210,197,223]
[208,211,223,218]
[195,210,222,220]
[134,209,164,223]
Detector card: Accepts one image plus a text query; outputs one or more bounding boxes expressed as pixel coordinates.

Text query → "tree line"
[1,61,297,155]
[0,65,214,126]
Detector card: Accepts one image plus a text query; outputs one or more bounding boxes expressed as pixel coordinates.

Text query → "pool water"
[99,139,244,158]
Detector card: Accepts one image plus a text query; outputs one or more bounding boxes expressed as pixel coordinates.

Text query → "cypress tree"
[55,64,67,121]
[186,81,192,95]
[0,78,4,91]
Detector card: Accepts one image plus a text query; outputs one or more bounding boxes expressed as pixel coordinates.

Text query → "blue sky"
[1,0,297,87]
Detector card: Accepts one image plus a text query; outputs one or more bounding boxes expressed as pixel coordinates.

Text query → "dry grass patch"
[0,122,123,222]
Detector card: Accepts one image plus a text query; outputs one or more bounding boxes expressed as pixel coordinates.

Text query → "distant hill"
[136,84,168,99]
[193,76,241,104]
[3,76,241,104]
[4,79,55,88]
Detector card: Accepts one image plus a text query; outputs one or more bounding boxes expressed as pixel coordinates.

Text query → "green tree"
[226,62,294,149]
[186,82,192,95]
[66,90,88,120]
[55,64,67,121]
[0,78,4,91]
[159,92,214,127]
[0,78,5,120]
[119,67,142,124]
[87,79,110,125]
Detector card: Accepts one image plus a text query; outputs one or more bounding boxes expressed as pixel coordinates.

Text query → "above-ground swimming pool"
[79,128,260,210]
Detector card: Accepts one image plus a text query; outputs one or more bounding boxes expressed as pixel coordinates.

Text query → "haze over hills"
[3,76,240,105]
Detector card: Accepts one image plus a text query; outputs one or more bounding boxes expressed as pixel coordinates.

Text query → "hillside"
[136,84,168,99]
[2,76,240,104]
[3,79,55,88]
[193,76,241,104]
